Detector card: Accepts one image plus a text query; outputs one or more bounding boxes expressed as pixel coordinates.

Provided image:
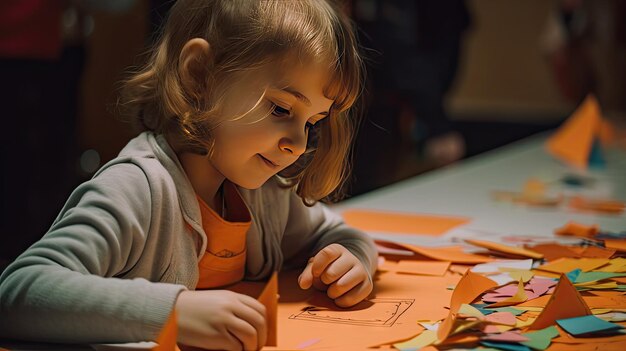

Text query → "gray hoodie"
[0,132,377,343]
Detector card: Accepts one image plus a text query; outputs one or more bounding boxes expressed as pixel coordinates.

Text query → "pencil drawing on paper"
[289,298,414,327]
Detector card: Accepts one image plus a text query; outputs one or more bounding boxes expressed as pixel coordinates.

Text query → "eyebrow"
[281,87,329,116]
[282,87,311,106]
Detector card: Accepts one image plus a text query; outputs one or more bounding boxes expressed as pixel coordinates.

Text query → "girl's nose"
[278,126,307,156]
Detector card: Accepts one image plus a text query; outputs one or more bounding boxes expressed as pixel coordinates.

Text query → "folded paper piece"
[342,209,470,236]
[152,311,180,351]
[437,271,498,341]
[488,280,528,308]
[556,315,624,336]
[465,239,544,260]
[545,94,612,169]
[257,271,278,346]
[529,274,591,330]
[554,221,599,238]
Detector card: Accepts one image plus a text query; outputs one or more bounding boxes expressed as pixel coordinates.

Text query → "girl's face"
[209,65,334,189]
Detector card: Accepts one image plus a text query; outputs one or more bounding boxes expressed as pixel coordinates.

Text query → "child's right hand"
[175,290,267,350]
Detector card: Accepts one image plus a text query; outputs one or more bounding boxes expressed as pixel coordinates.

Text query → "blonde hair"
[119,0,364,204]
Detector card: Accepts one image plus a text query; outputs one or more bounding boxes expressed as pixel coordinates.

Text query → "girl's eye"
[271,103,291,118]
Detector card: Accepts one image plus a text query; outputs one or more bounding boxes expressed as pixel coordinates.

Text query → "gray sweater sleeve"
[280,191,378,277]
[0,164,185,343]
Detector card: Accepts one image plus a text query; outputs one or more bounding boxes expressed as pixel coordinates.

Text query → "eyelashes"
[269,102,315,131]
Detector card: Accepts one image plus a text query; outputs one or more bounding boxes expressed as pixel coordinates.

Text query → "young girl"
[0,0,377,350]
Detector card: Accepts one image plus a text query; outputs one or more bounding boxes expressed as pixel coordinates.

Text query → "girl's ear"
[179,38,212,101]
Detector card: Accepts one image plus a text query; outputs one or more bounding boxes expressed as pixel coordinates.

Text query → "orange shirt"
[196,181,251,289]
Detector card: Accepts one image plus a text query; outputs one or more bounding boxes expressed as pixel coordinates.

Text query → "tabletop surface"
[334,132,626,246]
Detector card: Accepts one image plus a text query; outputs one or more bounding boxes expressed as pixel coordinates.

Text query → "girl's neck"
[177,151,226,214]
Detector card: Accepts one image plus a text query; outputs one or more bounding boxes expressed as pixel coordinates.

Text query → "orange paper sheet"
[342,209,470,236]
[465,239,544,259]
[545,94,604,169]
[273,269,458,349]
[528,275,591,330]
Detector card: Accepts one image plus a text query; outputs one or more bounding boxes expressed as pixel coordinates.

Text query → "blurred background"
[1,0,624,268]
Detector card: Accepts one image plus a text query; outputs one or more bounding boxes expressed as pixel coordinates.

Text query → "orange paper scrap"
[465,239,544,260]
[437,271,498,341]
[605,240,626,253]
[379,260,451,276]
[545,94,608,169]
[536,258,610,274]
[528,274,592,330]
[488,280,529,308]
[342,209,470,236]
[152,311,180,351]
[569,196,625,214]
[394,242,493,264]
[554,221,599,238]
[257,271,278,347]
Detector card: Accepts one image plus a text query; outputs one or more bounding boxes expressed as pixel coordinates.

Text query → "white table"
[334,132,626,248]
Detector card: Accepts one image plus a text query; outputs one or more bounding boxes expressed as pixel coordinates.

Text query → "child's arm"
[0,163,186,343]
[280,192,378,307]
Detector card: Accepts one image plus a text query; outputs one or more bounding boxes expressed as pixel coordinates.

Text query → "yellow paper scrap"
[393,330,438,350]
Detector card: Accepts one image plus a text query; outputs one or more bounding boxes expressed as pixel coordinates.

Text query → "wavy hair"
[118,0,364,204]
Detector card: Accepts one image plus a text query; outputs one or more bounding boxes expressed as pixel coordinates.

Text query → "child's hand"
[175,290,266,350]
[298,243,373,308]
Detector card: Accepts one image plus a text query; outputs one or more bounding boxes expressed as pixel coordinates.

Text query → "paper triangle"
[546,94,603,169]
[257,271,279,346]
[528,274,591,330]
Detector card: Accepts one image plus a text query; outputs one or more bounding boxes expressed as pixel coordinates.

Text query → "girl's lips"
[258,154,279,169]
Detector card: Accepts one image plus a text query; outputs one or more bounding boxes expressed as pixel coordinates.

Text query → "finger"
[232,301,266,349]
[238,294,267,319]
[310,244,344,278]
[326,265,366,300]
[334,277,373,308]
[226,315,259,351]
[238,295,267,349]
[318,253,355,285]
[298,257,315,289]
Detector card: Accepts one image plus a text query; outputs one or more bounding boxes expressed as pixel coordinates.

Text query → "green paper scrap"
[393,330,438,351]
[556,315,624,336]
[566,268,581,282]
[480,341,531,351]
[483,307,525,316]
[574,271,626,284]
[521,326,559,350]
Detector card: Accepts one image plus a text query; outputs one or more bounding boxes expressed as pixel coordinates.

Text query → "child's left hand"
[298,243,373,307]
